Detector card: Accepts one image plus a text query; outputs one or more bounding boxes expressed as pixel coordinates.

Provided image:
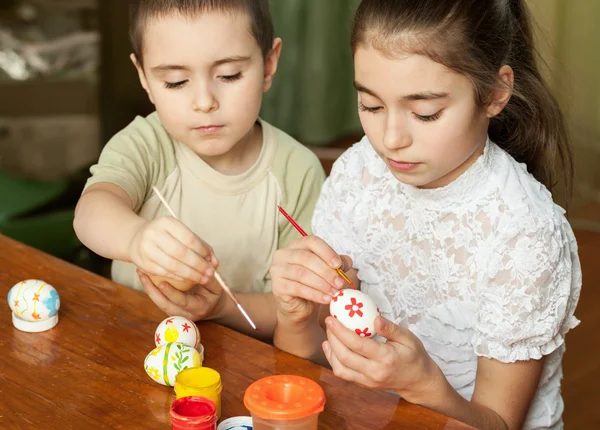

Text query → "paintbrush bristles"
[150,186,257,330]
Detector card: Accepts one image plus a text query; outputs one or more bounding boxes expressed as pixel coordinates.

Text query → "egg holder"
[7,279,61,333]
[144,316,206,387]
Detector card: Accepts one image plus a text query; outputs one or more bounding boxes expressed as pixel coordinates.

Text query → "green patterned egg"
[144,342,202,386]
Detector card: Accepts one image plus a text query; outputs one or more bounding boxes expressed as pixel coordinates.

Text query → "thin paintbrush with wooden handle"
[151,186,257,330]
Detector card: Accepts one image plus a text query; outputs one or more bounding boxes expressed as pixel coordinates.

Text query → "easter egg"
[155,316,201,349]
[329,289,380,338]
[147,275,195,292]
[8,279,60,322]
[144,342,202,386]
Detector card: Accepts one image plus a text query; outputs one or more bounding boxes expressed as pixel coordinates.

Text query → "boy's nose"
[192,88,219,113]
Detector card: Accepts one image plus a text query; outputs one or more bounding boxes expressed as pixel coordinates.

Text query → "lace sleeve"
[472,216,582,363]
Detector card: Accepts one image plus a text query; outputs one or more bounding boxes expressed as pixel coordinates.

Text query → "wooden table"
[0,234,473,429]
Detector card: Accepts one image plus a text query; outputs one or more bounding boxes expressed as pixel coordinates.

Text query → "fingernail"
[205,268,214,277]
[326,318,334,327]
[330,257,342,268]
[335,277,344,288]
[201,276,209,284]
[323,342,330,353]
[322,294,331,303]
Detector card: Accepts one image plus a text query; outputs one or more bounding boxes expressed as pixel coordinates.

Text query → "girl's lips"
[387,159,421,172]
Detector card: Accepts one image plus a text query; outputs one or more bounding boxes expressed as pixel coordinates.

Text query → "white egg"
[144,342,202,386]
[7,279,60,322]
[329,289,380,338]
[155,316,201,349]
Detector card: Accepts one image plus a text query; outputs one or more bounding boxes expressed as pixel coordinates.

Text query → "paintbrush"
[277,205,356,290]
[151,186,257,330]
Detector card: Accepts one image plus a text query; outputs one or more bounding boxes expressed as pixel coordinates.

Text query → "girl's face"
[354,45,491,188]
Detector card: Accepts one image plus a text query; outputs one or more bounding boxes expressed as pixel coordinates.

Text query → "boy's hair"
[129,0,274,64]
[351,0,573,199]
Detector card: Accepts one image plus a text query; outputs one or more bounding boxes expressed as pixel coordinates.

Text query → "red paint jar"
[170,396,218,430]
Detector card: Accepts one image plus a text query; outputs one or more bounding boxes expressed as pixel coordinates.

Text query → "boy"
[73,0,325,339]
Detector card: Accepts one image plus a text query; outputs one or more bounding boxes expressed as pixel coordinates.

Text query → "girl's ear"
[486,65,514,118]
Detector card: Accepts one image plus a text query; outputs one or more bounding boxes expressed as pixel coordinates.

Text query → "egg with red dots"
[154,316,201,349]
[329,289,380,338]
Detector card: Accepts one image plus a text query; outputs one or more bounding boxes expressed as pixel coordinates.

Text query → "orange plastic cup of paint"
[243,375,325,430]
[170,396,218,430]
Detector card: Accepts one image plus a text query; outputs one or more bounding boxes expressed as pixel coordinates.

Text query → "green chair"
[0,170,82,261]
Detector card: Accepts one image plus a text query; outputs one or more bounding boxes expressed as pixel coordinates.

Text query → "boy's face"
[133,11,280,159]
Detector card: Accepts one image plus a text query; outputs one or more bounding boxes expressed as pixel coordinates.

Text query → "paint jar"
[170,396,217,430]
[217,416,253,430]
[175,367,222,419]
[243,375,325,430]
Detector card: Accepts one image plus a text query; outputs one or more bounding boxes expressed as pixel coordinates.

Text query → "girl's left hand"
[323,315,445,403]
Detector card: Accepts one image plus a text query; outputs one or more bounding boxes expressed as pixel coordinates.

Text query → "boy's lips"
[194,125,224,134]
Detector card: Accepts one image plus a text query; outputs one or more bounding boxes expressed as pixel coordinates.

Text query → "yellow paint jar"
[174,367,222,419]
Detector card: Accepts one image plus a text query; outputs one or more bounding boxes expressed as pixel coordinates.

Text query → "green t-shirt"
[84,112,325,293]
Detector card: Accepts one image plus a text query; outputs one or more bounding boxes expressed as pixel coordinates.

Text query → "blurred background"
[0,0,598,427]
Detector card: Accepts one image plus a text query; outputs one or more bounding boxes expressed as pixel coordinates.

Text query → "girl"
[270,0,581,429]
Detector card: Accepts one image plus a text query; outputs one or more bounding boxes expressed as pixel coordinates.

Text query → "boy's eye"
[220,72,242,82]
[413,110,443,122]
[358,102,382,113]
[164,80,187,89]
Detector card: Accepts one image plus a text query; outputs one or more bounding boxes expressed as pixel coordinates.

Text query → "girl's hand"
[128,216,218,285]
[323,315,445,403]
[270,235,352,324]
[137,269,225,321]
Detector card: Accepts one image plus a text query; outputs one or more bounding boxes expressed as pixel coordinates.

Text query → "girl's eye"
[164,80,187,89]
[358,102,382,113]
[220,72,242,82]
[413,110,443,122]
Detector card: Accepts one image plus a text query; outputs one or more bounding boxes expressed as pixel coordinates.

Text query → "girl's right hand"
[128,216,218,285]
[270,235,352,324]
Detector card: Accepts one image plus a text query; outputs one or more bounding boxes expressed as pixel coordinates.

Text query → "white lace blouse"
[313,136,581,429]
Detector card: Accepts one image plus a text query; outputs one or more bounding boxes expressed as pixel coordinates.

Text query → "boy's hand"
[323,315,445,404]
[137,269,225,321]
[129,216,218,285]
[270,235,351,324]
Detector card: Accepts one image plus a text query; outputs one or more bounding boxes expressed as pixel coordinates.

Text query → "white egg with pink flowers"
[329,289,380,338]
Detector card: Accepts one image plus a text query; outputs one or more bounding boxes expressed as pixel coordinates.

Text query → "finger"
[280,261,341,297]
[158,232,214,278]
[340,255,354,272]
[325,316,384,359]
[323,341,369,386]
[164,218,217,264]
[289,235,345,270]
[152,241,208,283]
[138,269,189,317]
[155,279,190,308]
[282,248,345,291]
[274,278,332,305]
[374,316,417,350]
[326,327,372,374]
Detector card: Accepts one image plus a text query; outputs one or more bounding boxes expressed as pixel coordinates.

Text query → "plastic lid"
[217,416,253,430]
[175,367,221,390]
[243,375,325,421]
[12,313,58,332]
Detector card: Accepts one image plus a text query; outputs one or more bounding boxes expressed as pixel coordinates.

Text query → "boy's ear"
[486,65,514,118]
[130,53,155,105]
[263,38,282,93]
